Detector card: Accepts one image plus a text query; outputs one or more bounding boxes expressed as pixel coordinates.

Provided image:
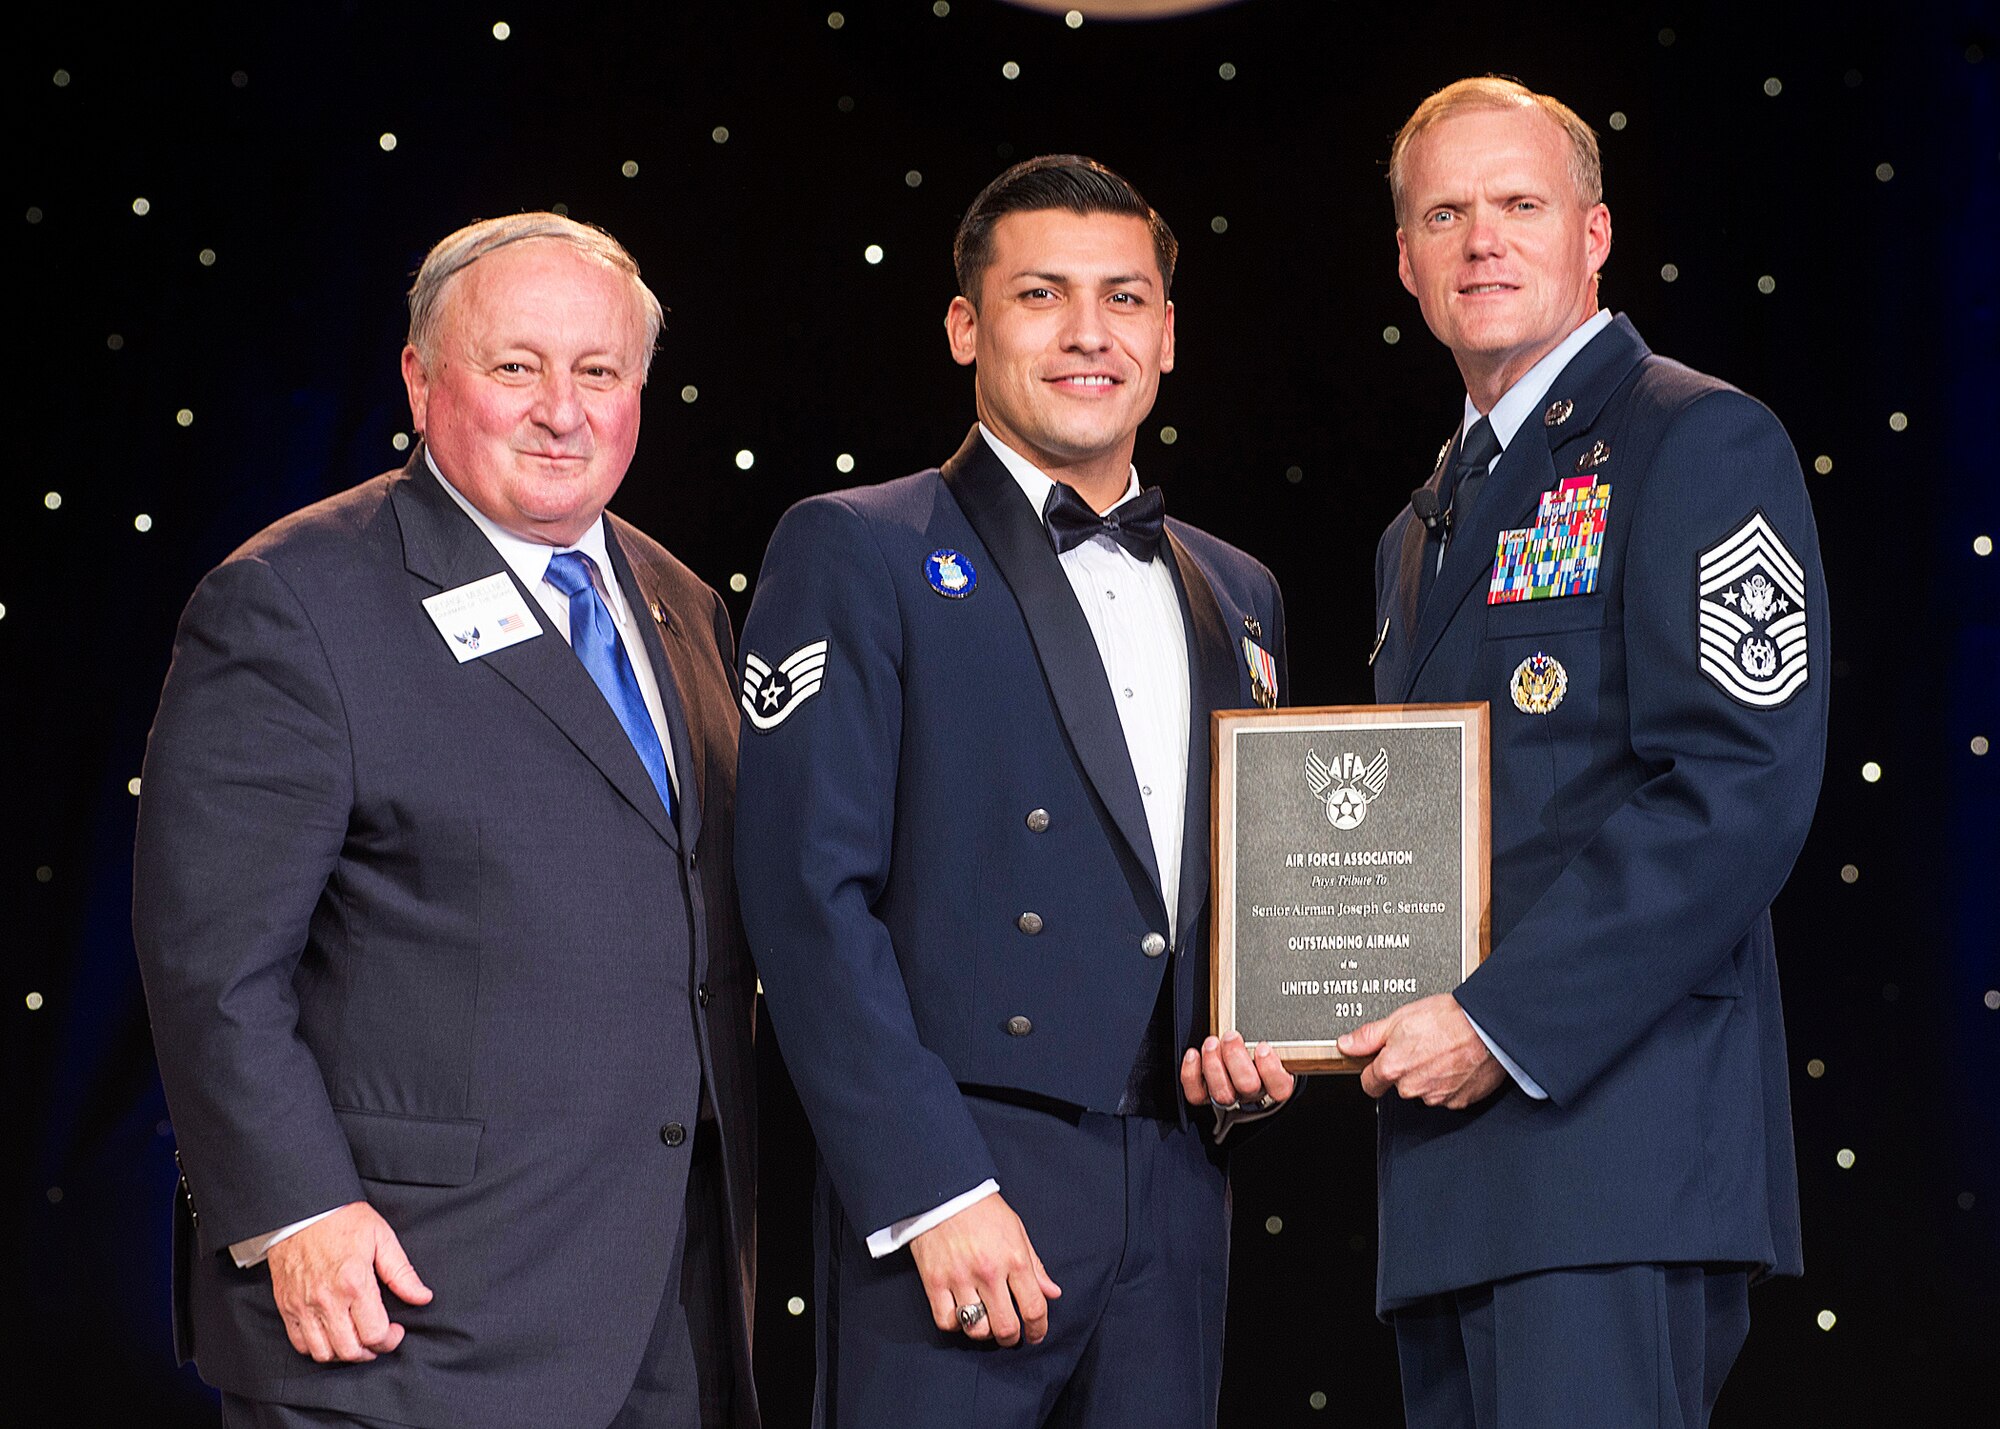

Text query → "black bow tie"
[1043,481,1167,562]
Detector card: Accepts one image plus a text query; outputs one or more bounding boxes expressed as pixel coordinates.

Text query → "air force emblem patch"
[741,640,829,732]
[1698,511,1808,708]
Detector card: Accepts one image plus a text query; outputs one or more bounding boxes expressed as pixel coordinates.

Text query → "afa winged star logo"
[1698,510,1809,708]
[741,640,830,732]
[1304,747,1390,831]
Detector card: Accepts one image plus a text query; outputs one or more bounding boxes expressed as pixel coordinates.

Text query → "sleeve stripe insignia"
[1697,511,1808,708]
[740,639,829,731]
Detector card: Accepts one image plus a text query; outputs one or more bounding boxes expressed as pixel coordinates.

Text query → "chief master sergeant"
[1340,78,1829,1426]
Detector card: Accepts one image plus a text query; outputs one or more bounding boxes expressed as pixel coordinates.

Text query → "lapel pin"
[1432,437,1452,475]
[1243,614,1263,640]
[924,548,977,599]
[1543,398,1574,427]
[649,600,667,625]
[1575,439,1611,473]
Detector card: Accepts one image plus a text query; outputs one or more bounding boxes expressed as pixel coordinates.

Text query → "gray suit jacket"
[132,450,758,1427]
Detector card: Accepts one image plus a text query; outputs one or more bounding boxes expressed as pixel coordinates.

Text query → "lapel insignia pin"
[1543,398,1574,427]
[1575,440,1611,473]
[1433,438,1452,474]
[1304,747,1390,829]
[1510,652,1568,714]
[924,548,977,599]
[649,599,666,626]
[741,640,830,732]
[1243,614,1263,640]
[1241,636,1279,709]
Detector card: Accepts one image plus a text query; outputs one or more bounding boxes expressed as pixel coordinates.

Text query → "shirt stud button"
[1005,1015,1034,1037]
[1017,912,1044,935]
[1025,808,1051,833]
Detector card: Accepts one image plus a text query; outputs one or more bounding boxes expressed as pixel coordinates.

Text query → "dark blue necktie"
[544,551,675,820]
[1044,481,1167,561]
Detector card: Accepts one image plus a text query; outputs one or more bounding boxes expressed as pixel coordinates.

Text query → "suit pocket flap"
[334,1107,483,1186]
[1484,595,1610,638]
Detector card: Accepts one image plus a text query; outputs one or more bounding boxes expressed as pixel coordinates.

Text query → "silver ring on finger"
[956,1300,987,1330]
[1256,1092,1278,1110]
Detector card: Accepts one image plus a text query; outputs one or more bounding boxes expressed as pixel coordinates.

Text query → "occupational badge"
[924,549,977,599]
[1510,652,1568,714]
[1543,398,1574,427]
[1303,747,1390,830]
[1697,510,1809,708]
[740,640,830,732]
[1242,636,1279,709]
[1575,439,1611,473]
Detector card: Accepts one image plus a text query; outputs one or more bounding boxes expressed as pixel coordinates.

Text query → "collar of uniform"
[1460,307,1613,460]
[976,423,1143,524]
[426,449,628,622]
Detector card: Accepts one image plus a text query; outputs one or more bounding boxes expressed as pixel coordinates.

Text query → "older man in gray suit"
[133,214,758,1428]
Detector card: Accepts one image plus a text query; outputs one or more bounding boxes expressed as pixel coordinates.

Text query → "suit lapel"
[604,520,704,853]
[1164,530,1237,948]
[1399,315,1651,698]
[389,450,680,848]
[940,429,1164,903]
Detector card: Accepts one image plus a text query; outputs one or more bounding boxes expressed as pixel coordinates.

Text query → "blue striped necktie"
[543,551,675,820]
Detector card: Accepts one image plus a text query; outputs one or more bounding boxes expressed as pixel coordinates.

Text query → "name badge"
[422,572,544,662]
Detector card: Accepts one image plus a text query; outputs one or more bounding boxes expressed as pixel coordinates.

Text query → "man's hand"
[1179,1031,1297,1111]
[908,1193,1061,1348]
[1338,993,1507,1109]
[266,1200,432,1363]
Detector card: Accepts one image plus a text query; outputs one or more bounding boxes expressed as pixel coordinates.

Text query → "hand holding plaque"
[1211,704,1490,1073]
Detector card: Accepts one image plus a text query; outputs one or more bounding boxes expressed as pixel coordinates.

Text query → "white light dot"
[43,492,62,511]
[1285,465,1303,484]
[1875,162,1895,182]
[1218,62,1237,81]
[1813,454,1832,475]
[1972,736,1990,756]
[827,11,845,29]
[1816,1310,1837,1331]
[1984,990,1999,1011]
[1839,864,1859,884]
[1764,77,1783,97]
[176,408,194,427]
[1836,1148,1856,1169]
[787,1295,806,1316]
[905,169,923,188]
[864,243,884,265]
[1861,761,1882,783]
[1382,325,1401,345]
[378,132,398,152]
[134,513,153,533]
[0,603,6,620]
[1210,215,1229,234]
[1264,1215,1283,1234]
[729,573,748,594]
[27,206,44,224]
[680,384,699,404]
[550,202,568,216]
[621,159,640,178]
[128,777,143,796]
[712,125,730,144]
[1973,535,1993,557]
[492,21,511,41]
[1757,274,1776,295]
[1962,1190,1980,1208]
[1660,262,1680,283]
[1806,1058,1826,1078]
[132,197,151,216]
[1608,110,1628,131]
[107,334,124,350]
[734,449,755,471]
[835,453,855,473]
[1064,9,1083,28]
[54,69,72,87]
[1658,26,1676,45]
[46,1186,63,1204]
[1159,426,1178,446]
[933,0,949,14]
[1001,60,1021,80]
[25,989,47,1010]
[1888,410,1908,431]
[1309,1391,1328,1410]
[198,247,216,267]
[232,70,249,88]
[391,432,411,451]
[35,865,51,882]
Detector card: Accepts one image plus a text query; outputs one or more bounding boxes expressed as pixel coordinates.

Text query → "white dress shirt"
[227,455,680,1268]
[863,425,1194,1257]
[1447,309,1611,1101]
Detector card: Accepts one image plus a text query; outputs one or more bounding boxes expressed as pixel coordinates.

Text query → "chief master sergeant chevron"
[1340,77,1830,1426]
[734,155,1295,1426]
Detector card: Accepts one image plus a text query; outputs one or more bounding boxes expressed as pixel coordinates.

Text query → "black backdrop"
[12,1,1996,1422]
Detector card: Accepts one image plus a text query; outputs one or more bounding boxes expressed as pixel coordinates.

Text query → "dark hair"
[952,154,1178,303]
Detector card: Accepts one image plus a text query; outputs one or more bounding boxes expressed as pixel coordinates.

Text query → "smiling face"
[945,208,1175,507]
[1396,105,1611,409]
[402,238,650,546]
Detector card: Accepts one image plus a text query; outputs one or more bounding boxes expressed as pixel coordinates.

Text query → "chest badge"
[1575,439,1611,473]
[1242,636,1279,709]
[924,548,977,599]
[1510,652,1569,714]
[1543,398,1575,427]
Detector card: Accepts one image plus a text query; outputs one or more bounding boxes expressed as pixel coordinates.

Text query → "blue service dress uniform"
[1369,315,1828,1421]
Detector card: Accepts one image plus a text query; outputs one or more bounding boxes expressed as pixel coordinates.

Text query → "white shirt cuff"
[1463,1013,1549,1100]
[229,1207,343,1268]
[866,1180,1000,1259]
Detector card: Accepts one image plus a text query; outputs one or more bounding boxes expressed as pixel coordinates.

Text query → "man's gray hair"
[407,212,665,378]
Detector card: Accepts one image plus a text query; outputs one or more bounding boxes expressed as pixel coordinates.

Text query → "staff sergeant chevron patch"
[741,640,830,732]
[1697,511,1808,708]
